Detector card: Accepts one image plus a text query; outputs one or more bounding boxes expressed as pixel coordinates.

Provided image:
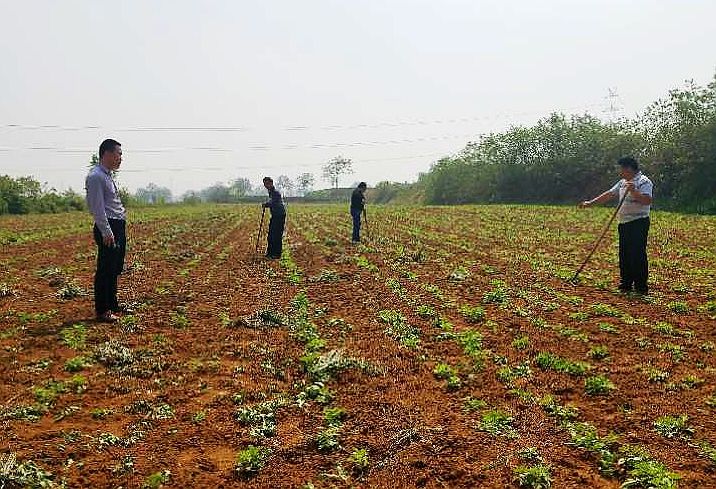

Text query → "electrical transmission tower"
[604,87,625,123]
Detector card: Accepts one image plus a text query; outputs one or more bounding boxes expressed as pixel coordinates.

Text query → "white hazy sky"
[1,0,715,196]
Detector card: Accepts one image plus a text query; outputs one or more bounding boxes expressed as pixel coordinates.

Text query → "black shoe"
[112,303,134,314]
[96,311,119,323]
[618,285,632,293]
[634,288,648,296]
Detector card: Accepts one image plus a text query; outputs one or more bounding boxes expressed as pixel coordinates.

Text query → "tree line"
[0,153,361,213]
[0,176,84,215]
[419,76,716,213]
[2,77,714,214]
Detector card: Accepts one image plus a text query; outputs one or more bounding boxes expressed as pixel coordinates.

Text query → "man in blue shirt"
[580,156,653,294]
[262,176,286,259]
[85,139,126,322]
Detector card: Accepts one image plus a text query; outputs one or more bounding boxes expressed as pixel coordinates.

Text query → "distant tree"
[296,173,315,196]
[322,156,353,188]
[135,183,172,204]
[200,183,234,203]
[276,175,294,197]
[88,153,99,168]
[230,177,252,198]
[0,175,84,214]
[181,190,202,204]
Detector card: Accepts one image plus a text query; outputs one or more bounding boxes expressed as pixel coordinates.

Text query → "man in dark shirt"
[262,176,286,259]
[350,182,367,243]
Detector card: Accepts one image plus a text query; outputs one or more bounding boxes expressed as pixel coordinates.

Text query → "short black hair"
[618,156,638,171]
[99,139,121,158]
[263,176,273,184]
[357,182,367,189]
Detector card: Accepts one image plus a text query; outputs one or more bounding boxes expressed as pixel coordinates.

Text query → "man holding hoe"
[580,156,653,294]
[262,176,286,259]
[350,182,367,244]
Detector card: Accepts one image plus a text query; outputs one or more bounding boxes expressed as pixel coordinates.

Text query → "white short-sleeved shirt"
[609,171,653,224]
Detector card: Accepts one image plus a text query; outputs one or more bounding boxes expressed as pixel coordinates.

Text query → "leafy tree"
[322,156,353,188]
[200,183,234,203]
[419,74,716,213]
[135,183,172,204]
[0,175,84,214]
[276,175,294,196]
[296,173,315,196]
[230,177,252,198]
[181,191,202,204]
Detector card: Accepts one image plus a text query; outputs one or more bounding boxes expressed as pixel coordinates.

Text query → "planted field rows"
[1,204,715,488]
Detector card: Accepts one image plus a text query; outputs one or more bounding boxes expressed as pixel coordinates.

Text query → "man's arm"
[86,174,115,246]
[580,190,615,208]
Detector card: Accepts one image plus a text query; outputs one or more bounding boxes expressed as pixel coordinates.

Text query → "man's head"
[263,176,274,190]
[99,139,122,171]
[357,182,367,192]
[618,156,639,180]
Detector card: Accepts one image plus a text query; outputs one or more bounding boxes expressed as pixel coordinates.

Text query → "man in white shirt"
[85,139,127,322]
[580,156,653,294]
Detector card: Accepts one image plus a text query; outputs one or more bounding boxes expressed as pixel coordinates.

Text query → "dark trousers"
[93,219,126,315]
[266,213,285,258]
[351,208,362,242]
[618,217,649,292]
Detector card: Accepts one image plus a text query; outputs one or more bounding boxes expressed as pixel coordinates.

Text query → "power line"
[0,103,601,134]
[0,132,482,154]
[6,152,448,173]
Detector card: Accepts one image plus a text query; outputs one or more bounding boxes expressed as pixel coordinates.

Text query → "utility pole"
[604,87,624,123]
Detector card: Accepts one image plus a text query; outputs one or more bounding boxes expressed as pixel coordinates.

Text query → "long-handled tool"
[362,207,370,239]
[255,207,266,254]
[571,190,628,282]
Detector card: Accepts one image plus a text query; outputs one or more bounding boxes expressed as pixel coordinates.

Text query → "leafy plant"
[512,335,530,350]
[653,414,693,439]
[587,346,609,360]
[478,409,517,438]
[57,280,85,300]
[33,380,67,406]
[599,322,620,335]
[348,448,370,474]
[666,301,689,314]
[618,445,680,488]
[142,470,171,489]
[535,352,590,376]
[60,323,87,350]
[323,407,346,427]
[643,366,669,383]
[316,425,342,452]
[235,445,271,476]
[513,464,552,488]
[0,452,55,488]
[584,375,615,396]
[94,340,134,367]
[540,395,579,424]
[91,408,114,419]
[698,441,716,467]
[449,266,470,281]
[459,304,485,323]
[65,355,92,372]
[379,310,421,348]
[463,397,488,412]
[658,343,686,362]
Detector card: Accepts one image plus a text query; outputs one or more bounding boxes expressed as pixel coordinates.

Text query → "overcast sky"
[1,0,715,196]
